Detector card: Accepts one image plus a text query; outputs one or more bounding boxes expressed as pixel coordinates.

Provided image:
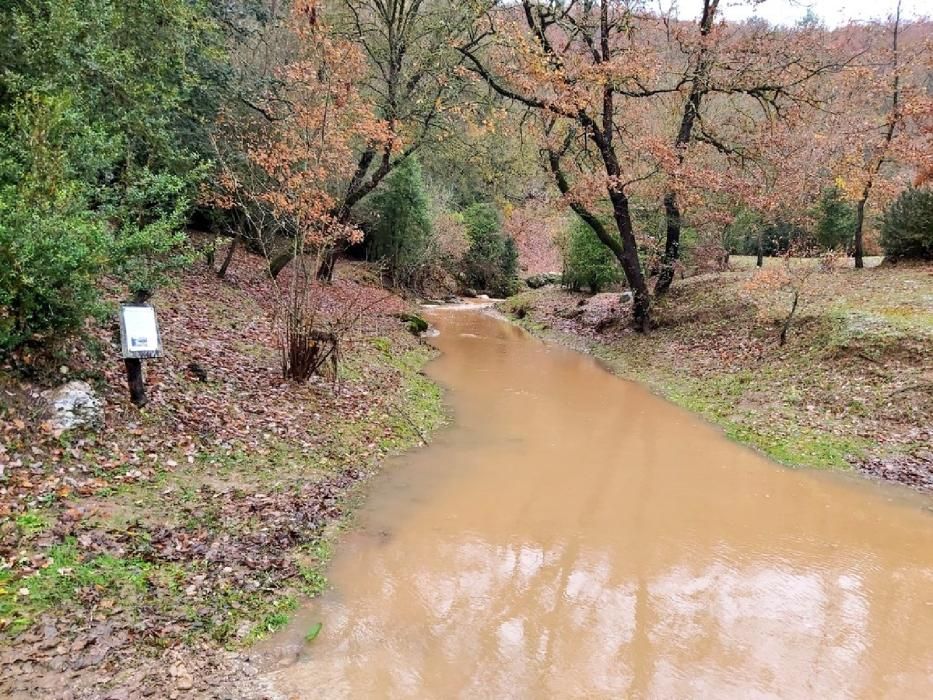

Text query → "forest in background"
[0,0,930,361]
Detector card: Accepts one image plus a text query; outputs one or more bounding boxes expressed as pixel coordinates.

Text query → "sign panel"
[119,303,163,359]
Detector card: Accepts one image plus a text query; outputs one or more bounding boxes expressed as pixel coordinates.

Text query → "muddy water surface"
[264,309,933,698]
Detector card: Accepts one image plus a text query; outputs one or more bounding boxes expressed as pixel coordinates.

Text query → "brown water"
[264,309,933,699]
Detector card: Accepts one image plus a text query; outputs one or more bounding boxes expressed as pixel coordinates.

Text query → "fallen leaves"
[0,249,441,698]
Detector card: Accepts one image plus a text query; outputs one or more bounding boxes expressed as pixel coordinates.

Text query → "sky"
[682,0,928,26]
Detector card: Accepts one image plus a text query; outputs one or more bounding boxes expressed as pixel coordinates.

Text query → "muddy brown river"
[263,308,933,698]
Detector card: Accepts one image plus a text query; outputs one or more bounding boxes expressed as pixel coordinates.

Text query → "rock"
[525,272,561,289]
[619,291,633,304]
[41,381,103,432]
[394,313,428,335]
[172,663,194,691]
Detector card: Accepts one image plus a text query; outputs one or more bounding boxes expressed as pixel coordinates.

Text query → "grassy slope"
[0,250,444,696]
[503,260,932,486]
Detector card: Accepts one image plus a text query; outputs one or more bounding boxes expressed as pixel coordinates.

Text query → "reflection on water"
[263,310,933,698]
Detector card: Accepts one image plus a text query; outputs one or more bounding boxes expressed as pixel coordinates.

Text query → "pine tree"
[368,157,432,286]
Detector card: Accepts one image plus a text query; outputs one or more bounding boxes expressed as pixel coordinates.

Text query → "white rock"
[41,381,103,432]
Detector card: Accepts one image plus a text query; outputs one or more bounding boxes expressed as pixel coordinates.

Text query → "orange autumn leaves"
[210,1,395,250]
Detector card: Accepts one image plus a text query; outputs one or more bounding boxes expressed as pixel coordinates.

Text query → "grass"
[0,540,152,635]
[15,511,50,536]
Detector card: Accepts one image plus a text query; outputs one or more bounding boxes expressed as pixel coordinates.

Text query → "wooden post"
[124,358,147,407]
[119,302,161,408]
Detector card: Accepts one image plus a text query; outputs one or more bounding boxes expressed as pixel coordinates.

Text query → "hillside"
[502,260,933,490]
[0,248,444,698]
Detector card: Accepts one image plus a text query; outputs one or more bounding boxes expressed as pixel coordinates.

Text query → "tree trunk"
[124,358,147,407]
[607,189,651,332]
[656,0,718,296]
[317,247,339,282]
[756,229,764,267]
[216,236,238,278]
[546,145,650,331]
[853,198,866,269]
[656,192,681,295]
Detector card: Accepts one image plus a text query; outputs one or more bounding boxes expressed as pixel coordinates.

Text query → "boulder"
[394,313,429,335]
[41,381,103,432]
[525,273,562,289]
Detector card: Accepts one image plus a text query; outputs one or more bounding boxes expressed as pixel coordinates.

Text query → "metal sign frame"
[118,303,163,359]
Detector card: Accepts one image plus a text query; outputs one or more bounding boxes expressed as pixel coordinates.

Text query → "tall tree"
[261,0,475,279]
[461,1,676,329]
[655,0,719,295]
[654,3,855,291]
[851,1,902,269]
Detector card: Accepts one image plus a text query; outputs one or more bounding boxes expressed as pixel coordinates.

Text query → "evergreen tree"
[367,157,432,286]
[881,188,933,260]
[461,203,518,296]
[562,216,623,293]
[814,186,856,251]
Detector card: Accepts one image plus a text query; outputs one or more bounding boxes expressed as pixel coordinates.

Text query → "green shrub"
[461,203,518,296]
[813,186,856,251]
[561,216,622,293]
[0,202,109,351]
[880,188,933,261]
[0,0,217,354]
[0,94,193,354]
[367,157,433,286]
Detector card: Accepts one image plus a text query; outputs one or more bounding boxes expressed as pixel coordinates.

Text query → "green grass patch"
[723,424,868,469]
[246,596,297,643]
[15,511,51,536]
[0,539,151,636]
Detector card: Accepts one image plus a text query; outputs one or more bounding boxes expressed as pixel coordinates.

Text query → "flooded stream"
[264,309,933,698]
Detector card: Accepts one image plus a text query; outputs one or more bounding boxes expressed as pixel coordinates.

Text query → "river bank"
[0,250,444,698]
[501,259,933,492]
[258,305,933,698]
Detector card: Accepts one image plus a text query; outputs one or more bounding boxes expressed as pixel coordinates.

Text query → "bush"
[367,157,432,286]
[561,216,622,293]
[0,203,108,351]
[880,188,933,261]
[0,95,194,354]
[813,186,856,251]
[0,0,218,354]
[726,209,808,257]
[461,203,519,296]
